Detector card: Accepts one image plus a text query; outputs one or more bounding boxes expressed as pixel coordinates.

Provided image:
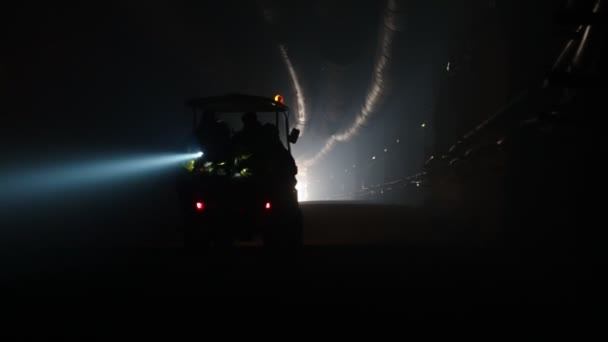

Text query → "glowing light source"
[195,202,205,211]
[295,166,309,202]
[196,151,203,158]
[274,94,285,104]
[372,156,376,160]
[265,202,271,210]
[240,168,252,177]
[421,123,426,128]
[184,159,195,172]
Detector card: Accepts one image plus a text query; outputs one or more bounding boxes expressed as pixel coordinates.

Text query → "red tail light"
[195,202,205,211]
[264,202,271,210]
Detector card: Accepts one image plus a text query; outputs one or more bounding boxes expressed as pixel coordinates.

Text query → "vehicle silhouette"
[176,94,302,252]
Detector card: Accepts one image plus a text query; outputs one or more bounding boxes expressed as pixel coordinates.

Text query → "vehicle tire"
[263,210,303,253]
[287,212,303,249]
[183,229,210,256]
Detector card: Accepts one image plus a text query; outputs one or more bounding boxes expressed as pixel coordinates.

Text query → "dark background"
[0,0,591,308]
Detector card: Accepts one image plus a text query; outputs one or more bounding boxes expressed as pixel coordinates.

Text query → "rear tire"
[183,229,210,256]
[263,211,303,253]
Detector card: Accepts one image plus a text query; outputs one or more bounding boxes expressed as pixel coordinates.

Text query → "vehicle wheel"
[210,233,235,259]
[286,213,303,249]
[183,229,210,256]
[263,211,303,252]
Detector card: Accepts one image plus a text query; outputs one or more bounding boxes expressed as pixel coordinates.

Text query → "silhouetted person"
[232,115,296,190]
[195,110,230,161]
[230,112,264,180]
[261,123,297,181]
[232,112,263,153]
[247,123,298,195]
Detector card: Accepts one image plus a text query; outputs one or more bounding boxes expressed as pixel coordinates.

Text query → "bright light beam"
[0,152,201,201]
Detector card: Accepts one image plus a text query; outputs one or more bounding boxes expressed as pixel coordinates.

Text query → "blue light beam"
[0,152,202,201]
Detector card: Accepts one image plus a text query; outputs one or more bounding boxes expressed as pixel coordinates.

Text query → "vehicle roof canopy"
[186,93,289,113]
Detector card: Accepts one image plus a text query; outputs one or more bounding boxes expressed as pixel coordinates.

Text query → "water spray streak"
[280,45,307,134]
[573,0,601,68]
[0,152,200,201]
[303,0,402,167]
